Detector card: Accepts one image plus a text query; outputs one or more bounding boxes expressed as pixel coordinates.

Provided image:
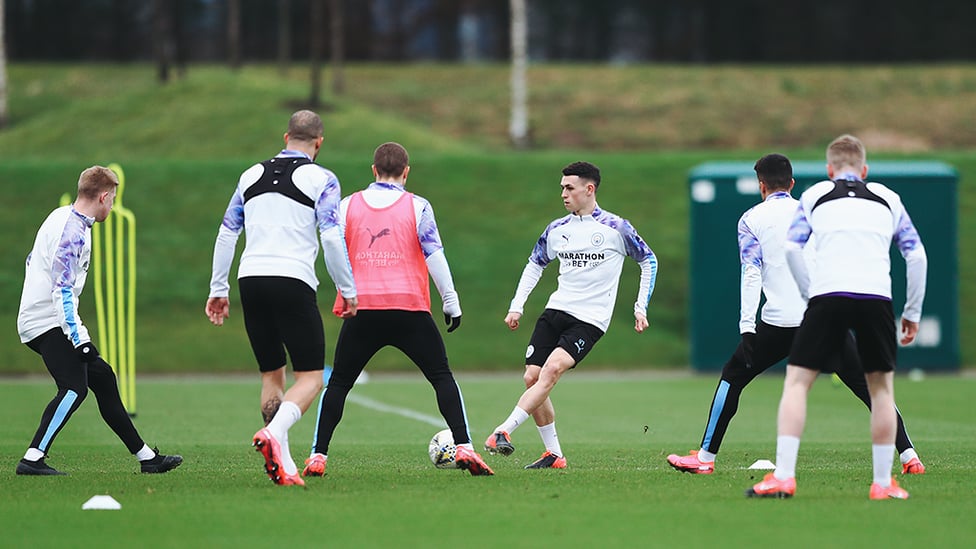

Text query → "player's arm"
[785,203,813,302]
[892,202,928,344]
[418,200,461,332]
[207,189,244,326]
[737,216,762,335]
[619,220,656,333]
[506,227,552,330]
[316,174,357,316]
[49,220,92,353]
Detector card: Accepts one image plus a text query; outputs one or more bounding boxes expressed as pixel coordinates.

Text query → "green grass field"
[1,373,974,547]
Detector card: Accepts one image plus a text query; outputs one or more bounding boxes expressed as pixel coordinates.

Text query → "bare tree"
[0,0,7,129]
[227,0,241,69]
[330,0,345,95]
[153,0,175,83]
[278,0,291,75]
[309,0,324,106]
[509,0,530,148]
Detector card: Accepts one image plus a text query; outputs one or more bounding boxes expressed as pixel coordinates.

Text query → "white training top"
[18,206,94,345]
[337,182,461,318]
[209,150,356,298]
[737,191,808,333]
[508,205,657,332]
[786,175,927,322]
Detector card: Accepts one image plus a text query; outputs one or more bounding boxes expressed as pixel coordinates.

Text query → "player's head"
[562,161,601,190]
[560,161,600,215]
[285,110,325,158]
[826,134,868,178]
[286,110,324,142]
[753,153,793,191]
[77,166,119,222]
[373,142,410,181]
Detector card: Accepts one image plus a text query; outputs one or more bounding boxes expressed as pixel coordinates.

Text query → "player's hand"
[75,342,100,363]
[634,313,648,333]
[445,313,461,333]
[900,318,919,345]
[741,332,757,367]
[504,312,521,331]
[339,296,359,318]
[206,297,230,326]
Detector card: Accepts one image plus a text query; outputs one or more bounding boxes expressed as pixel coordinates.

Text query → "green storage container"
[688,161,958,371]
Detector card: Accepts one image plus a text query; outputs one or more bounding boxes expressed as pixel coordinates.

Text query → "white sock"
[496,406,530,435]
[899,447,918,464]
[774,435,800,480]
[135,444,157,461]
[697,448,716,463]
[537,423,563,457]
[873,444,896,486]
[24,448,45,461]
[268,401,302,475]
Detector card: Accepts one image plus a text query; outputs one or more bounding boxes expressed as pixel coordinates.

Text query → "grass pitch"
[1,373,973,548]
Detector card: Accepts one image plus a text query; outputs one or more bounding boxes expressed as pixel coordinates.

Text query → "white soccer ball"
[428,428,457,469]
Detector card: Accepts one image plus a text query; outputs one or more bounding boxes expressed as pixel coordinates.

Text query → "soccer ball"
[428,428,457,469]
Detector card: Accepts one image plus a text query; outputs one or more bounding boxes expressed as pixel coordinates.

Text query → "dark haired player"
[668,153,924,477]
[485,161,658,469]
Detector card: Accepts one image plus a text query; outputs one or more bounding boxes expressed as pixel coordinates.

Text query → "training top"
[17,206,94,345]
[737,191,807,333]
[508,205,657,332]
[785,174,927,322]
[334,190,430,312]
[335,181,461,318]
[209,150,356,298]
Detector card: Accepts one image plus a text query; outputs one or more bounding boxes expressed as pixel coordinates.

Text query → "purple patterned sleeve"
[786,203,812,247]
[221,190,244,232]
[617,219,653,262]
[738,216,762,267]
[528,227,552,267]
[315,172,342,232]
[893,208,923,256]
[417,198,444,258]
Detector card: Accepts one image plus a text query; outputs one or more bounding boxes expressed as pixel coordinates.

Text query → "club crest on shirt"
[590,232,604,247]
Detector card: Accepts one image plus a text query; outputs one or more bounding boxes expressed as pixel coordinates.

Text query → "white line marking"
[347,393,447,428]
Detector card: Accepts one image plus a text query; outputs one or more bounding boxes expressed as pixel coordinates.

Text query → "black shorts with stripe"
[239,276,325,372]
[789,295,896,373]
[525,309,604,367]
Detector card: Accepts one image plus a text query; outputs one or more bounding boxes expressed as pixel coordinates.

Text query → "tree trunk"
[309,0,324,107]
[278,0,291,75]
[153,0,174,83]
[509,0,530,149]
[330,0,345,95]
[0,0,7,129]
[227,0,241,69]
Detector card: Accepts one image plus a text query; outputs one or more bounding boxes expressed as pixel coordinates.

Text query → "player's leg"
[260,369,285,425]
[833,331,923,473]
[305,312,380,476]
[747,297,845,498]
[670,322,793,473]
[85,356,183,473]
[17,329,89,475]
[521,365,565,468]
[486,311,559,456]
[394,311,492,475]
[855,300,909,499]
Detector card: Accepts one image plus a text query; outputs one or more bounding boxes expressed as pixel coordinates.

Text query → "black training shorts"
[789,295,896,373]
[524,308,604,367]
[239,276,325,372]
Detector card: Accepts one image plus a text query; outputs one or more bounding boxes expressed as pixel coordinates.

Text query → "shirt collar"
[368,181,405,191]
[834,171,863,183]
[70,206,95,227]
[278,149,313,161]
[765,191,792,201]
